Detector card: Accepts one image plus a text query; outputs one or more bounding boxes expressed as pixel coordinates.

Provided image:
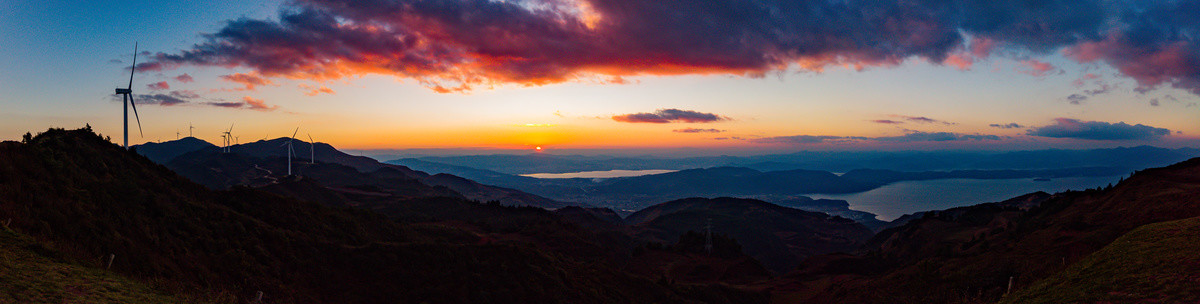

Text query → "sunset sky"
[2,0,1198,155]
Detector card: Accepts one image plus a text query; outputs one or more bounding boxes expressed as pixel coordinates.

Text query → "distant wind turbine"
[222,124,234,153]
[114,43,143,149]
[307,134,315,164]
[281,127,299,176]
[188,123,194,137]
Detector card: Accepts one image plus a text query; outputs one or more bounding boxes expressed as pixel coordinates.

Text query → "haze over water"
[813,175,1125,221]
[521,169,677,179]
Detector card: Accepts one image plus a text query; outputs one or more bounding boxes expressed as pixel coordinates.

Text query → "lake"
[521,169,678,179]
[810,175,1125,221]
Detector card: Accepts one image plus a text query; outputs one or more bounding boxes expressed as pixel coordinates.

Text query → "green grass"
[0,228,191,304]
[1002,216,1200,304]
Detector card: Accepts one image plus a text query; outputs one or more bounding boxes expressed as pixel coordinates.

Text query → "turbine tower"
[188,123,195,137]
[222,124,234,153]
[281,127,299,175]
[114,43,143,149]
[307,134,315,164]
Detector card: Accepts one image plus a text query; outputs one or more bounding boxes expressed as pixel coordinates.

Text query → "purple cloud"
[613,109,728,123]
[1026,118,1170,140]
[130,0,1200,96]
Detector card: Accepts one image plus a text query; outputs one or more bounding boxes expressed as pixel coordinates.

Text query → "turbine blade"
[228,123,234,133]
[128,42,138,90]
[308,134,313,143]
[129,94,143,137]
[291,127,299,139]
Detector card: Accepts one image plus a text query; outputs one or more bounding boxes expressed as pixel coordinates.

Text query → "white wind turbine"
[221,124,234,153]
[114,43,143,149]
[281,127,299,175]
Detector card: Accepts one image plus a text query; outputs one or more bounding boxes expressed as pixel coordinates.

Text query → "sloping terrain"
[777,158,1200,303]
[627,197,873,274]
[0,128,764,304]
[1002,216,1200,304]
[0,228,201,304]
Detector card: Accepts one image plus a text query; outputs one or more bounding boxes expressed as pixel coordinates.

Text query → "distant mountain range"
[391,146,1200,174]
[390,156,1140,219]
[3,127,1199,303]
[134,136,569,209]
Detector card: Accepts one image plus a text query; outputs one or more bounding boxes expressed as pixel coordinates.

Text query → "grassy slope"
[1002,216,1200,304]
[0,228,201,304]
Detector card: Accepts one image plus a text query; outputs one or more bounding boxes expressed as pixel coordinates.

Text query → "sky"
[1,0,1198,156]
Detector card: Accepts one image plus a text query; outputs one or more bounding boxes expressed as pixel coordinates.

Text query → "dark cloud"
[989,123,1025,129]
[612,109,727,123]
[673,128,724,133]
[1150,99,1160,106]
[134,0,1200,95]
[871,120,904,124]
[201,96,279,111]
[130,90,202,106]
[1067,94,1088,105]
[134,94,189,106]
[1026,118,1171,140]
[891,115,957,125]
[867,132,1001,142]
[753,135,848,144]
[753,131,1000,144]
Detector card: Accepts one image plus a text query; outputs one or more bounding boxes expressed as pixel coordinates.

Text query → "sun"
[535,146,543,152]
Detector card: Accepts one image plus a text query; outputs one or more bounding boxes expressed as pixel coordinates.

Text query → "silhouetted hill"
[147,137,570,209]
[840,167,1129,185]
[627,197,874,274]
[230,137,401,173]
[0,128,766,304]
[132,136,215,164]
[401,146,1200,174]
[777,157,1200,303]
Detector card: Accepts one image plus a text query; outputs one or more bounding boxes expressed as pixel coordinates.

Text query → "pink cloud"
[147,81,170,90]
[1017,60,1060,77]
[243,96,279,111]
[174,73,194,83]
[219,73,276,91]
[299,84,335,96]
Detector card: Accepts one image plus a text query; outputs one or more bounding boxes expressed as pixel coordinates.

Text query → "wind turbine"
[114,43,143,149]
[307,134,315,164]
[222,124,234,153]
[188,123,195,137]
[281,127,299,176]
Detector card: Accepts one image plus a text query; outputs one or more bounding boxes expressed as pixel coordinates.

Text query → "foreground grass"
[0,228,187,304]
[1003,216,1200,304]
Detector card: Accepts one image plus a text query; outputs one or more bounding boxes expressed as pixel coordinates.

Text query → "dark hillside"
[628,197,873,274]
[778,158,1200,303]
[0,128,765,304]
